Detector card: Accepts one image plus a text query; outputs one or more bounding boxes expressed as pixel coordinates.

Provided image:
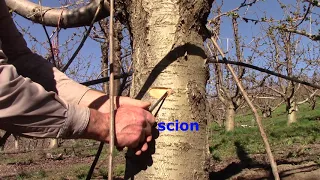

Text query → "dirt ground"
[0,136,319,179]
[210,144,320,180]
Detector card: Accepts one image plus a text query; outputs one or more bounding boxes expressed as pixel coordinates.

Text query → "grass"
[209,102,320,161]
[15,169,47,180]
[0,143,125,179]
[2,101,320,179]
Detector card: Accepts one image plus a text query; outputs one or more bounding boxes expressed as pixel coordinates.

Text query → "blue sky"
[12,0,320,90]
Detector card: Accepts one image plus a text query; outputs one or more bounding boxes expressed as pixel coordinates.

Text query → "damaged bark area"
[124,0,212,179]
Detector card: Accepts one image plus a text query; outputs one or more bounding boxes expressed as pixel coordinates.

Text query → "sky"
[11,0,320,91]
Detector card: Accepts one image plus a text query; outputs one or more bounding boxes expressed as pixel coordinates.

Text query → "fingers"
[116,96,151,109]
[146,135,153,142]
[113,103,155,155]
[135,142,149,156]
[143,109,156,125]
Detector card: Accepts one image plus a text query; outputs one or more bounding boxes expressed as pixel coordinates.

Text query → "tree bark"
[49,139,58,149]
[225,104,235,132]
[124,0,212,179]
[101,41,109,93]
[287,101,297,125]
[13,134,19,150]
[114,20,122,94]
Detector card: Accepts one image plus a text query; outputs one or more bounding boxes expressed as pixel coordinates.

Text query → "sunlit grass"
[209,102,320,161]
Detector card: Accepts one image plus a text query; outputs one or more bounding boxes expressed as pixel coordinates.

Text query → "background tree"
[5,0,213,179]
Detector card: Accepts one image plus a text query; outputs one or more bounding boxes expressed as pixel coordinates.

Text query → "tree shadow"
[209,142,320,180]
[134,43,207,100]
[279,164,319,178]
[209,141,268,180]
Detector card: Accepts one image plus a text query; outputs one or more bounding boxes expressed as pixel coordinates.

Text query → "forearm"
[0,64,90,138]
[0,1,90,104]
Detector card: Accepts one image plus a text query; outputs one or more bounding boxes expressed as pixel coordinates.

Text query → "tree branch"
[304,0,320,7]
[210,37,280,180]
[61,1,104,72]
[206,58,320,90]
[80,73,132,86]
[5,0,110,28]
[297,89,318,105]
[278,27,320,41]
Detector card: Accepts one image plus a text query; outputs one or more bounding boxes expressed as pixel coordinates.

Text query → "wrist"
[82,108,110,142]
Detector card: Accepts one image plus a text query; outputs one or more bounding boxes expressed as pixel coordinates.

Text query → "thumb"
[116,96,151,109]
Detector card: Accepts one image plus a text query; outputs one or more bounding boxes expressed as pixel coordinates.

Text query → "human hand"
[83,105,155,155]
[100,96,151,113]
[79,89,151,113]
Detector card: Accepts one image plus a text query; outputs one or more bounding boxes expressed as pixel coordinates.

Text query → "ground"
[0,102,319,179]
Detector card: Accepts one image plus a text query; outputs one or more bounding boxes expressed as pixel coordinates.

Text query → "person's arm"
[0,64,154,155]
[0,62,154,153]
[0,63,90,138]
[0,1,89,105]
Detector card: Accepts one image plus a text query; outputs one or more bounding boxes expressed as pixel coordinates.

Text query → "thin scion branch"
[42,25,55,66]
[108,0,115,179]
[210,37,280,180]
[61,1,103,72]
[206,58,320,90]
[80,73,132,86]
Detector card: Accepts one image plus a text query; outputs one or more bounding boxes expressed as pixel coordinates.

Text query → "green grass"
[209,102,320,161]
[15,169,47,180]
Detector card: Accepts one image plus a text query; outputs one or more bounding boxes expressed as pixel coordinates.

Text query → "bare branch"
[108,0,116,178]
[297,89,318,105]
[210,37,280,180]
[62,1,104,72]
[42,25,55,66]
[278,28,320,41]
[304,0,320,7]
[206,58,320,90]
[208,0,260,24]
[266,86,286,98]
[80,73,132,86]
[5,0,110,28]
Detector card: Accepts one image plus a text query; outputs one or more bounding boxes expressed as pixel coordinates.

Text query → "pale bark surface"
[225,105,235,132]
[5,0,110,28]
[287,101,297,125]
[124,0,212,179]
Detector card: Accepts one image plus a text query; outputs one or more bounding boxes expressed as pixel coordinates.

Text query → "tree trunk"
[13,135,19,151]
[48,139,58,149]
[287,101,297,125]
[225,104,235,132]
[124,0,212,179]
[309,97,316,110]
[101,42,109,93]
[114,20,122,94]
[262,106,272,118]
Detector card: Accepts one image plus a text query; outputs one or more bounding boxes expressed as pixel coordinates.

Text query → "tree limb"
[304,0,320,7]
[297,89,318,105]
[61,0,104,72]
[279,28,320,41]
[5,0,110,28]
[206,58,320,90]
[210,37,280,180]
[80,73,132,86]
